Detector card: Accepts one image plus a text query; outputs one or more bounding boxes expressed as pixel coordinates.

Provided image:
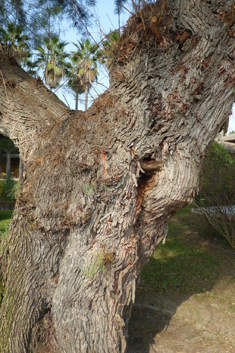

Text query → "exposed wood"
[140,159,164,174]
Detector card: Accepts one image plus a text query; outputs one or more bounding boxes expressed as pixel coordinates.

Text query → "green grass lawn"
[140,206,221,295]
[0,210,13,238]
[0,210,13,302]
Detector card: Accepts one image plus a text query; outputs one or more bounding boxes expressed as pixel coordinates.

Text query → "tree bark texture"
[1,1,235,352]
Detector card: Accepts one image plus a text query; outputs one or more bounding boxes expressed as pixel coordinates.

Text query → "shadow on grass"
[0,210,13,235]
[126,212,231,352]
[0,210,13,222]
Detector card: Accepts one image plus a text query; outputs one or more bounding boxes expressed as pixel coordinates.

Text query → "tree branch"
[0,57,69,160]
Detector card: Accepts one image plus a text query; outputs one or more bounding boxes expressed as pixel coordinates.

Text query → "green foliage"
[0,224,9,240]
[35,35,71,89]
[0,178,19,201]
[194,142,235,247]
[0,22,38,75]
[0,180,2,198]
[0,210,13,305]
[9,180,20,200]
[114,0,128,14]
[198,142,235,205]
[0,136,19,154]
[98,30,120,69]
[0,211,12,238]
[29,3,64,45]
[0,0,96,38]
[0,0,25,28]
[0,22,30,64]
[68,38,99,110]
[114,0,128,29]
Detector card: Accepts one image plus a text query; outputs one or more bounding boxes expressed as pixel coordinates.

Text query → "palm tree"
[0,22,39,76]
[98,30,120,70]
[68,73,86,111]
[35,35,71,89]
[0,22,29,64]
[114,0,128,30]
[69,39,99,111]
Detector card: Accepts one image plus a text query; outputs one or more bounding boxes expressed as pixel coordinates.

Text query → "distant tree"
[0,22,29,65]
[114,0,128,29]
[0,0,96,35]
[194,142,235,248]
[0,0,26,28]
[69,39,99,110]
[68,71,86,110]
[98,30,120,70]
[0,136,18,178]
[35,35,71,89]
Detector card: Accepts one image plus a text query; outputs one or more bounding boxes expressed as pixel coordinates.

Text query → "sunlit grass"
[140,208,221,294]
[0,211,13,238]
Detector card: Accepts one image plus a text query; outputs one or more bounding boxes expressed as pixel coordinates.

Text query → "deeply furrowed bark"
[1,1,235,352]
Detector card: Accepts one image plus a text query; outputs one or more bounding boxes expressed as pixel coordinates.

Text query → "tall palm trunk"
[75,90,78,110]
[85,84,89,111]
[118,8,120,31]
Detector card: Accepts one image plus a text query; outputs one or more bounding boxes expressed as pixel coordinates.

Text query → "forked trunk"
[1,1,235,352]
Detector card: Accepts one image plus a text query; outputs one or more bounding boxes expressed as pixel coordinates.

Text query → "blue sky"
[54,0,235,133]
[55,0,130,110]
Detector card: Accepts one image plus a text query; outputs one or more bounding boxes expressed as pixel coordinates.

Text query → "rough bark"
[1,1,235,352]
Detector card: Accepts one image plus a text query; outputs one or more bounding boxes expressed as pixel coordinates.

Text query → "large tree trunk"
[1,1,235,352]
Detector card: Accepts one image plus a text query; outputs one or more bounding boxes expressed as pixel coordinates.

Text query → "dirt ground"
[126,216,235,353]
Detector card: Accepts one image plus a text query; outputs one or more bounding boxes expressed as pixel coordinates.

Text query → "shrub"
[0,177,20,201]
[0,180,2,198]
[193,142,235,248]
